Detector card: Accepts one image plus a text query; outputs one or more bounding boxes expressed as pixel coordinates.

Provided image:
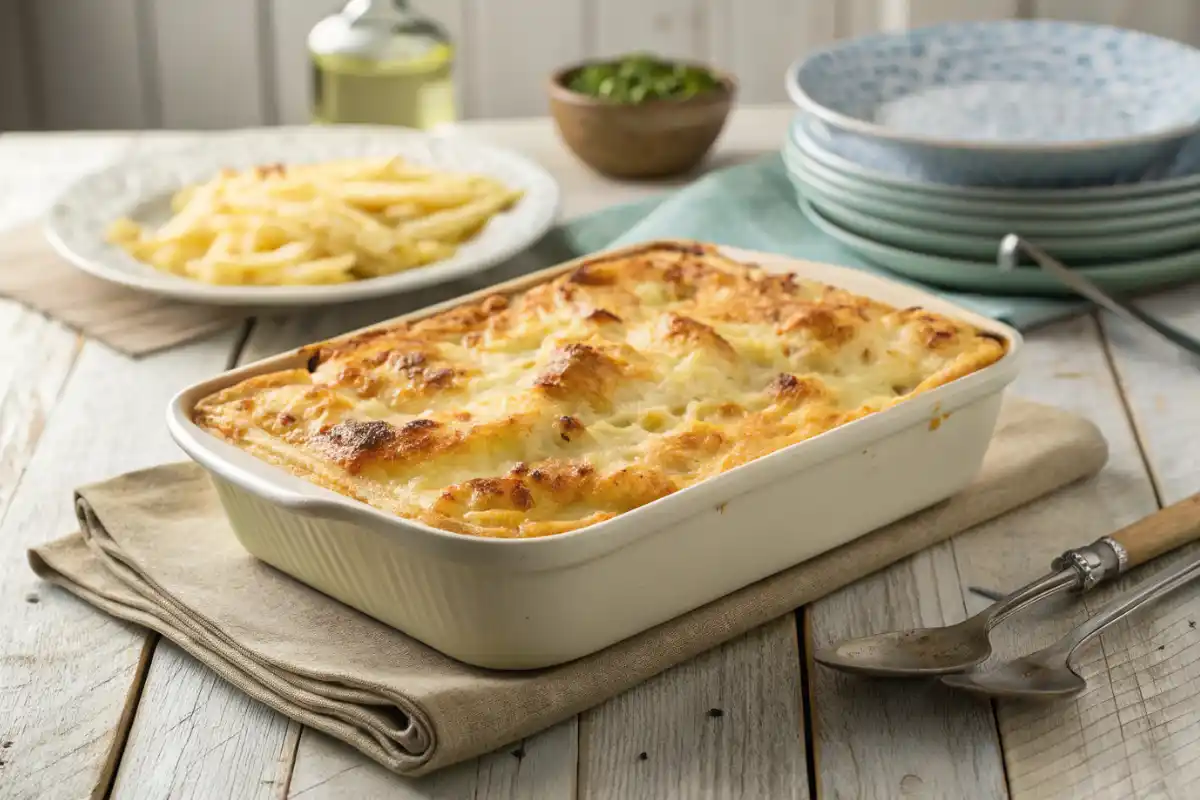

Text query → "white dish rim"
[166,239,1023,566]
[784,20,1200,154]
[43,125,562,307]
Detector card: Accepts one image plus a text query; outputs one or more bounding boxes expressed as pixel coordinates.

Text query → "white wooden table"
[2,106,1199,800]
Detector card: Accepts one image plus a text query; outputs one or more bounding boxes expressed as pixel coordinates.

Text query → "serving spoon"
[813,492,1200,677]
[942,550,1200,699]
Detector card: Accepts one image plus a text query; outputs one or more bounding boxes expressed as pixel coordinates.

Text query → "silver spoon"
[942,551,1200,700]
[998,234,1200,359]
[813,492,1200,677]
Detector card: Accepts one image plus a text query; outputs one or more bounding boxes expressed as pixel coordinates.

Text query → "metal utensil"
[942,551,1200,700]
[998,234,1200,360]
[813,492,1200,677]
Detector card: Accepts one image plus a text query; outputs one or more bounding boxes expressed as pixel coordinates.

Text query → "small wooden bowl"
[547,61,737,180]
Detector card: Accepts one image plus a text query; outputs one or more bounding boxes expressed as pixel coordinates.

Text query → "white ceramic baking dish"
[167,240,1022,670]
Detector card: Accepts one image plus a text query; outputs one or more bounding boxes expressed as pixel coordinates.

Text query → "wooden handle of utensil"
[1110,493,1200,569]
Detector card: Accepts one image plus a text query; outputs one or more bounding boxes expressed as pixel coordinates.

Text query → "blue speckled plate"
[785,20,1200,187]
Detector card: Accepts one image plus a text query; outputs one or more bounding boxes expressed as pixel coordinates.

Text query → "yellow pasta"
[192,242,1009,539]
[105,157,524,287]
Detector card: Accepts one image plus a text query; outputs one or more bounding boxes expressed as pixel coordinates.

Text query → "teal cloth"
[539,153,1087,330]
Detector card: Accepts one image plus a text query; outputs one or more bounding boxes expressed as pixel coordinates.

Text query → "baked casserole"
[193,242,1007,539]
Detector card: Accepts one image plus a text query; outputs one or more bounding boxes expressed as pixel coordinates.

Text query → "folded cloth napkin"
[28,395,1107,777]
[1,153,1086,359]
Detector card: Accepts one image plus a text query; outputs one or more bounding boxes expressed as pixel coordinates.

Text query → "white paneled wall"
[0,0,33,131]
[466,0,586,117]
[595,0,705,60]
[28,0,152,129]
[1035,0,1200,37]
[710,1,837,103]
[1,0,1199,131]
[148,0,273,128]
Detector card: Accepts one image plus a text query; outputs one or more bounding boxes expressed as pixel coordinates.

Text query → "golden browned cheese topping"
[192,242,1008,538]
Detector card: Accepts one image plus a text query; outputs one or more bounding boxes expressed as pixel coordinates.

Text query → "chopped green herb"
[567,53,722,103]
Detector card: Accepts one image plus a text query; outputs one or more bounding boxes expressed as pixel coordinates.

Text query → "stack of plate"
[781,20,1200,296]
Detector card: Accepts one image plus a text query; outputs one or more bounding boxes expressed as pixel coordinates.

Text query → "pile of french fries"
[105,156,524,286]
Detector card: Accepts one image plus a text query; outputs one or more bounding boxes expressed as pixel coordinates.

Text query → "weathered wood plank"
[1048,291,1200,800]
[0,330,241,800]
[945,314,1173,800]
[1099,286,1200,504]
[109,641,296,799]
[805,314,1156,799]
[0,136,137,800]
[0,135,135,503]
[475,719,578,800]
[806,543,1009,799]
[284,721,576,799]
[0,303,80,520]
[579,616,807,800]
[287,731,478,799]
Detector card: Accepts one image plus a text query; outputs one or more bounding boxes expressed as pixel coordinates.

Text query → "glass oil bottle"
[308,0,456,129]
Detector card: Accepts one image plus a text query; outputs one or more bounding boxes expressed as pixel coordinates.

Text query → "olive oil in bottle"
[308,0,456,129]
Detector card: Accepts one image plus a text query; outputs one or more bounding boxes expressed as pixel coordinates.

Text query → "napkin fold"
[29,395,1107,777]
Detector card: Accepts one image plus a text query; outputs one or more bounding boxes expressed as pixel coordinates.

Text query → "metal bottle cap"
[308,0,450,64]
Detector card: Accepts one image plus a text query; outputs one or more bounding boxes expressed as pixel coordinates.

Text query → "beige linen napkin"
[0,223,244,356]
[28,395,1108,777]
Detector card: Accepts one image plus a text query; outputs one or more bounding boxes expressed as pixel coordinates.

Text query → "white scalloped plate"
[45,126,561,306]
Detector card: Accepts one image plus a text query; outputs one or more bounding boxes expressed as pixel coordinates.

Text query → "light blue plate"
[803,190,1200,264]
[786,20,1200,187]
[797,196,1200,297]
[784,146,1200,233]
[790,113,1200,200]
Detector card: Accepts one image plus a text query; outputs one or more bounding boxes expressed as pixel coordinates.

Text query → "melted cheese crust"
[193,242,1008,538]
